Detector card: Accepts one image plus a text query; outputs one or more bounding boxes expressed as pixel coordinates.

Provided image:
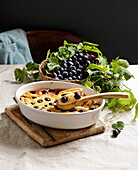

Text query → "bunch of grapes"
[48,50,98,80]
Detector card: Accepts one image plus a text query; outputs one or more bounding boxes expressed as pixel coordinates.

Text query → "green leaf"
[118,59,129,68]
[112,121,125,130]
[134,103,138,119]
[111,62,122,73]
[14,67,28,83]
[121,67,132,80]
[46,49,50,60]
[47,57,60,71]
[26,62,39,71]
[68,46,76,56]
[108,98,119,111]
[58,46,70,60]
[33,72,40,80]
[97,56,108,66]
[117,121,125,126]
[82,41,99,47]
[86,64,108,72]
[80,79,91,88]
[112,123,118,129]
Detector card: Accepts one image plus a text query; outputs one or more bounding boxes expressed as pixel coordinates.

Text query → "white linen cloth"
[0,65,138,170]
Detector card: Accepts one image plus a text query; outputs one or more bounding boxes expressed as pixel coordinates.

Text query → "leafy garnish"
[108,90,137,112]
[47,57,60,71]
[14,67,28,83]
[14,62,40,83]
[112,121,125,130]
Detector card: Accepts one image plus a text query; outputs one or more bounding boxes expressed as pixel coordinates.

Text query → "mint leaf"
[134,103,138,120]
[47,57,60,71]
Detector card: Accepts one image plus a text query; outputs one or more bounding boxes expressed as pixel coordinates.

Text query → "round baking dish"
[16,81,105,129]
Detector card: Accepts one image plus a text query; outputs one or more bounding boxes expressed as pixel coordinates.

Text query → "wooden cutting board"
[5,104,105,147]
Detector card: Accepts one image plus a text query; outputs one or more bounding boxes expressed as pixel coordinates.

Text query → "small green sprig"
[14,62,40,83]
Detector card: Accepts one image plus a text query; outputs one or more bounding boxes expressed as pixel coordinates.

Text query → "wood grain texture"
[5,104,105,147]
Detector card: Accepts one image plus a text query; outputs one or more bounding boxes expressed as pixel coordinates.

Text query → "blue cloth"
[0,29,34,64]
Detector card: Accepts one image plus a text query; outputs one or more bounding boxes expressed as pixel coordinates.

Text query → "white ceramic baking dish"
[16,81,105,129]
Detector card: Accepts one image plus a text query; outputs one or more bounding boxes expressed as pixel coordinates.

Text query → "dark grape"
[72,70,77,76]
[74,91,81,99]
[72,56,77,62]
[62,71,68,77]
[68,72,73,77]
[64,78,68,80]
[60,67,64,72]
[58,74,63,80]
[78,52,83,57]
[30,91,36,94]
[72,76,77,80]
[49,102,54,106]
[76,69,82,74]
[56,70,61,75]
[62,63,67,68]
[78,57,83,63]
[113,129,119,137]
[79,65,83,70]
[76,50,81,54]
[51,72,57,78]
[86,60,91,66]
[42,90,48,94]
[68,58,72,62]
[44,97,51,101]
[83,50,87,54]
[61,96,68,103]
[75,61,80,68]
[77,75,82,80]
[67,61,74,66]
[78,110,84,112]
[37,99,43,103]
[82,72,89,78]
[54,105,60,110]
[34,106,39,109]
[68,77,73,80]
[83,55,89,61]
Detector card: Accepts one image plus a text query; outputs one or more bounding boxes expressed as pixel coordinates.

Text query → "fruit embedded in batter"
[20,88,101,113]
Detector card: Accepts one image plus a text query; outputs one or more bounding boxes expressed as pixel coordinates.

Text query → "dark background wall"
[1,0,138,64]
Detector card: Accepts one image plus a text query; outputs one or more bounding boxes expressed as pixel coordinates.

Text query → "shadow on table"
[0,112,41,149]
